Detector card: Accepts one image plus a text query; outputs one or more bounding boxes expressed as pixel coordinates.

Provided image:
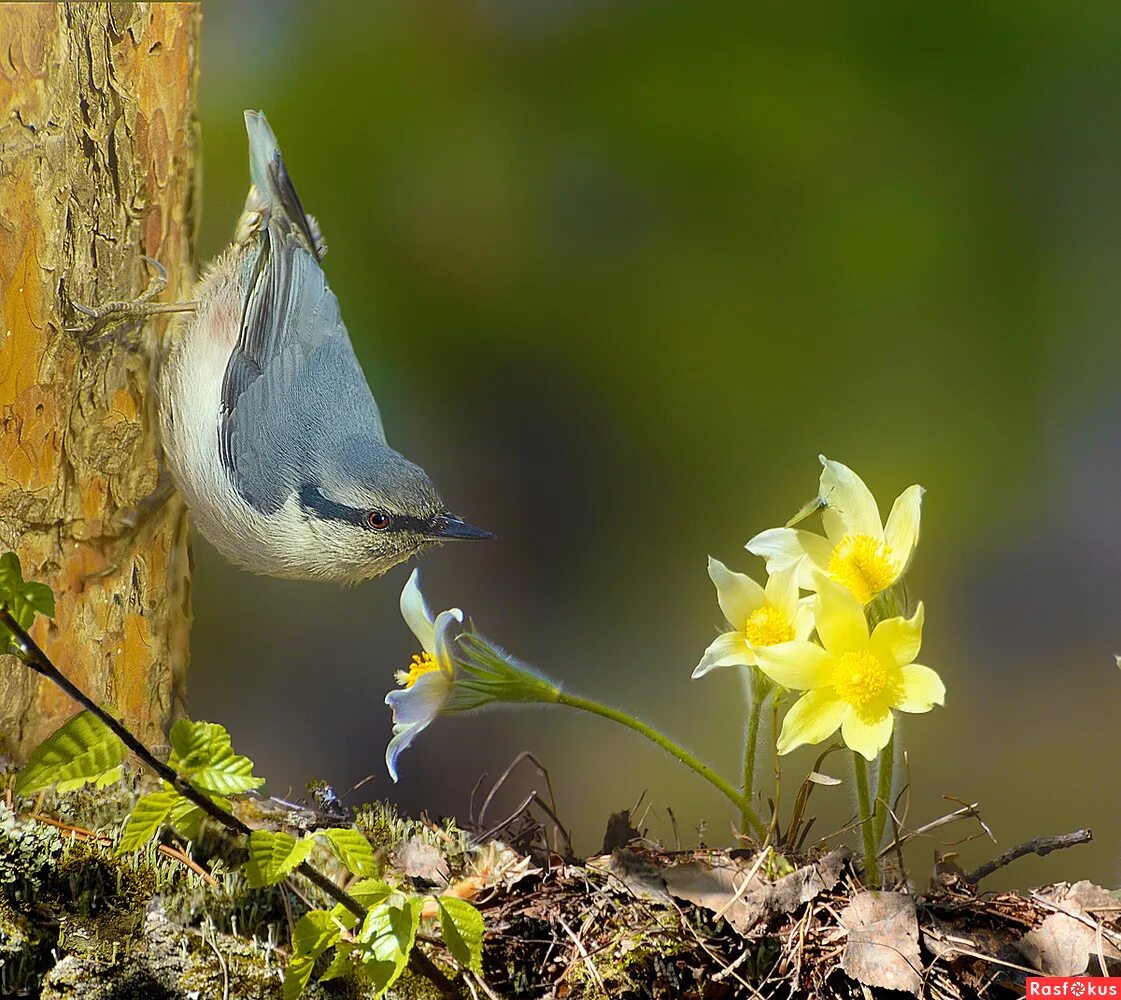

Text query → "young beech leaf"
[438,897,485,974]
[282,954,315,1000]
[15,711,126,796]
[0,553,55,652]
[320,827,378,877]
[283,909,344,1000]
[245,830,316,888]
[345,878,396,909]
[168,719,265,796]
[319,941,356,982]
[118,789,180,852]
[359,896,421,998]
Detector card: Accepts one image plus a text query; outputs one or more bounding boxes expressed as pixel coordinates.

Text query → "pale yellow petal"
[693,632,755,678]
[818,456,883,540]
[870,602,924,666]
[763,563,801,622]
[747,528,832,588]
[812,572,869,655]
[895,663,945,713]
[775,689,849,754]
[883,484,924,573]
[841,707,895,760]
[793,597,815,641]
[754,640,832,691]
[708,557,764,629]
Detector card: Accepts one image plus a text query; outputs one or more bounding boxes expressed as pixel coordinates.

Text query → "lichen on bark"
[0,2,199,756]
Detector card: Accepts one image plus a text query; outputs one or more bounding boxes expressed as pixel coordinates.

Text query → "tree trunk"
[0,2,199,757]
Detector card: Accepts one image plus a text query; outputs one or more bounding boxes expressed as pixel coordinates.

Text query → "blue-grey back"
[219,227,387,514]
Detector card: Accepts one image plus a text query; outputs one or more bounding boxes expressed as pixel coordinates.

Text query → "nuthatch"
[158,111,493,583]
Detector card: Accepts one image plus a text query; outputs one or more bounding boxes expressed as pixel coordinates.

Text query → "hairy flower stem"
[741,692,764,833]
[554,690,766,838]
[872,730,895,847]
[853,752,880,887]
[0,608,454,994]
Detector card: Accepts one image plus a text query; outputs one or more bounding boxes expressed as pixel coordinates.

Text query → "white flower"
[693,561,813,678]
[384,569,463,782]
[747,456,923,604]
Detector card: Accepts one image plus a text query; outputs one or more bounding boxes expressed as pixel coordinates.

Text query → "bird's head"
[297,445,493,584]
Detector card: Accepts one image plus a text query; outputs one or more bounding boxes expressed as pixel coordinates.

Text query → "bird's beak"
[428,513,496,541]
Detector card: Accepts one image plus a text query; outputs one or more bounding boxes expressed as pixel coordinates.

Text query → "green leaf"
[283,908,345,999]
[437,897,485,974]
[294,908,342,957]
[168,719,265,796]
[282,954,316,1000]
[358,896,421,998]
[15,711,127,796]
[244,830,316,888]
[320,827,378,877]
[57,764,123,794]
[0,553,54,653]
[319,941,356,982]
[118,789,179,852]
[345,878,396,909]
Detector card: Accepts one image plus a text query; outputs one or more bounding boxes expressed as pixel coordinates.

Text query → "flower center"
[744,605,795,647]
[828,533,895,604]
[830,650,900,715]
[395,652,439,689]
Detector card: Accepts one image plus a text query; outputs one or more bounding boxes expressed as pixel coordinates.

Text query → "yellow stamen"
[744,605,795,647]
[395,651,440,689]
[828,533,895,604]
[830,649,900,717]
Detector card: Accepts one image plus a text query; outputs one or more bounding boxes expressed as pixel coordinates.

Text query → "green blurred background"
[189,2,1121,889]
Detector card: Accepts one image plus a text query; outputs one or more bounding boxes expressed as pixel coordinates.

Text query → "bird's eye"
[367,511,392,531]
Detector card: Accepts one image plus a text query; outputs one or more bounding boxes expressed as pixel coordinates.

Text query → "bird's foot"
[65,256,198,347]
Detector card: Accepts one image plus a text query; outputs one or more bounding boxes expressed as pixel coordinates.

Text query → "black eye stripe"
[298,483,437,536]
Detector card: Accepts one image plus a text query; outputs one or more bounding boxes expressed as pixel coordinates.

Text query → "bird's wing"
[218,229,386,514]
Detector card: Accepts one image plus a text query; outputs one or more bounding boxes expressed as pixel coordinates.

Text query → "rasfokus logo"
[1027,979,1121,997]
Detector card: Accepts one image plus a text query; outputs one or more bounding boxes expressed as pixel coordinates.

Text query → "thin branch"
[0,608,454,995]
[965,828,1093,885]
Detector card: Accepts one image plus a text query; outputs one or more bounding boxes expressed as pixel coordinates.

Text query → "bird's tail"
[236,110,327,259]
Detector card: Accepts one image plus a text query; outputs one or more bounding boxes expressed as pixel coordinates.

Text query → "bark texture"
[0,3,199,757]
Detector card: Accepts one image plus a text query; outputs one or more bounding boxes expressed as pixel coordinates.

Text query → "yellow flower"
[753,573,945,760]
[747,456,923,604]
[693,560,813,678]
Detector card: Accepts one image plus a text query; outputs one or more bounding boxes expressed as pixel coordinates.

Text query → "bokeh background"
[189,1,1121,890]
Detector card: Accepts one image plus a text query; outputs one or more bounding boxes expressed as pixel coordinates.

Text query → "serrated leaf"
[346,878,396,909]
[320,827,377,877]
[57,764,124,794]
[168,797,206,842]
[282,954,316,1000]
[0,553,55,652]
[245,830,317,888]
[319,941,356,982]
[294,908,343,957]
[15,711,127,796]
[437,897,485,974]
[118,789,179,852]
[359,896,421,997]
[168,719,265,796]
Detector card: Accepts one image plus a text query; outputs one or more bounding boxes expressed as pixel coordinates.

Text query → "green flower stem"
[852,752,880,886]
[872,730,895,847]
[555,690,766,838]
[741,682,766,832]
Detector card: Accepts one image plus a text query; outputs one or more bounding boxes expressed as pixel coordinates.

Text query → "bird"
[157,110,493,583]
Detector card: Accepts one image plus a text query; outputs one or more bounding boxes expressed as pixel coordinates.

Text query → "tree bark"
[0,3,199,757]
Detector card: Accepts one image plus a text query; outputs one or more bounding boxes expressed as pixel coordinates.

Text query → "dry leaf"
[601,810,642,853]
[590,848,673,904]
[397,836,450,885]
[662,856,768,932]
[840,891,922,995]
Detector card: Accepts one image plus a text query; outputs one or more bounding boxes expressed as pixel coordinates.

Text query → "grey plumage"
[157,111,491,583]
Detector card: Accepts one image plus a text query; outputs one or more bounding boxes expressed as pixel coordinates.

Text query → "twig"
[965,828,1092,885]
[0,608,454,995]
